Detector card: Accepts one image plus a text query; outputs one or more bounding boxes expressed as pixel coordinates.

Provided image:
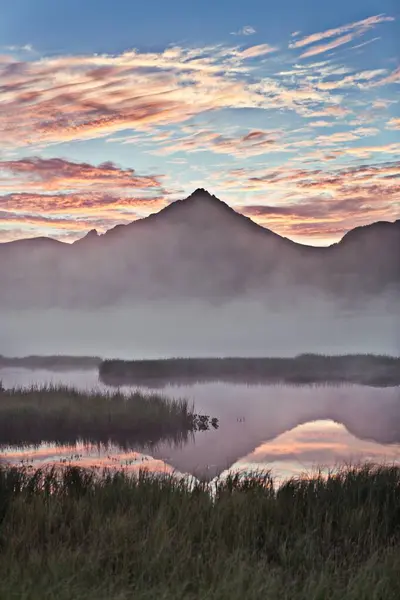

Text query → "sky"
[0,0,399,245]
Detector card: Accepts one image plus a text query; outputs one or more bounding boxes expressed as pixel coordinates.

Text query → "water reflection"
[2,442,181,477]
[1,368,399,480]
[225,419,400,484]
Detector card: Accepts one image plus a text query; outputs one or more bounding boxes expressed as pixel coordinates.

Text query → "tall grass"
[0,463,399,599]
[99,354,400,387]
[0,385,215,448]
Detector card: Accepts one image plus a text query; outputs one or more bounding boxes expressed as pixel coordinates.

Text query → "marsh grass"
[0,354,102,370]
[99,353,400,387]
[0,463,399,599]
[0,385,214,448]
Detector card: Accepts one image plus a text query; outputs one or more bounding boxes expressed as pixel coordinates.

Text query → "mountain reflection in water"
[0,368,399,480]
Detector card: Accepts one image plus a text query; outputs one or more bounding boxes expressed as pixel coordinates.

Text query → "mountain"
[0,189,399,309]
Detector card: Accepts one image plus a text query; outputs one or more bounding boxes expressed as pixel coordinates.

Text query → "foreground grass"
[0,464,399,599]
[0,386,214,447]
[99,354,400,387]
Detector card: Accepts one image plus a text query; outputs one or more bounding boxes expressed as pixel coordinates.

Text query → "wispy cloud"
[224,160,400,240]
[3,44,34,52]
[151,128,287,158]
[316,69,386,90]
[0,46,263,147]
[386,117,400,130]
[239,44,278,58]
[290,14,393,50]
[231,26,256,36]
[371,65,400,86]
[0,191,166,215]
[1,12,399,244]
[308,120,335,127]
[300,33,357,58]
[0,157,169,240]
[289,14,394,58]
[350,37,380,50]
[0,157,163,192]
[0,44,339,149]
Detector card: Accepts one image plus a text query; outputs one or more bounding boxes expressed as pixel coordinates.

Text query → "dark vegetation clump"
[0,354,102,371]
[0,464,399,599]
[0,386,216,448]
[99,354,400,387]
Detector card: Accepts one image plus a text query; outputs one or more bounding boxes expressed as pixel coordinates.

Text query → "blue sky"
[0,0,399,244]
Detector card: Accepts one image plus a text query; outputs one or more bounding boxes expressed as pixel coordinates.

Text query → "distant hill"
[0,189,399,308]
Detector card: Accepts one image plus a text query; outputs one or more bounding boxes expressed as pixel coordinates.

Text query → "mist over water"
[1,295,399,358]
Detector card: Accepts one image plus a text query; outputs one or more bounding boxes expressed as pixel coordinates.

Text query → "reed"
[99,353,400,387]
[0,385,215,448]
[0,463,399,599]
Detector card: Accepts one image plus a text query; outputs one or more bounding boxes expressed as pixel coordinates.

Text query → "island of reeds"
[0,354,102,371]
[0,464,399,599]
[0,385,217,448]
[99,354,400,387]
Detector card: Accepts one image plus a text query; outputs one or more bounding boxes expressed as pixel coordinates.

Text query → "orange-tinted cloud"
[0,210,118,232]
[0,192,167,215]
[161,124,382,160]
[239,44,278,58]
[309,121,335,127]
[0,48,261,147]
[387,117,400,130]
[372,65,400,86]
[153,128,286,158]
[300,33,356,58]
[303,105,351,118]
[316,69,386,90]
[0,45,348,148]
[0,157,163,192]
[0,156,169,241]
[230,160,400,241]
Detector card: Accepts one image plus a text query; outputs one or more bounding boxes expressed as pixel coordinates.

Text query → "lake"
[1,367,399,483]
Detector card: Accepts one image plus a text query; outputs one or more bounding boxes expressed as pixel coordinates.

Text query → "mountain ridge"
[0,188,399,308]
[1,188,398,250]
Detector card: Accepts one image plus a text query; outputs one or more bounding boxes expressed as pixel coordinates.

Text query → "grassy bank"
[0,354,102,371]
[99,354,400,387]
[0,386,215,448]
[0,464,399,599]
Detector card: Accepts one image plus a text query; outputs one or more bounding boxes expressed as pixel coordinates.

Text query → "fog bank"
[1,296,399,358]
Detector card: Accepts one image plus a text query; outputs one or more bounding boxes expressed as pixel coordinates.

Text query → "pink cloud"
[300,33,356,58]
[386,117,400,130]
[0,45,347,148]
[371,66,400,86]
[0,157,163,192]
[0,192,167,215]
[0,156,169,241]
[152,128,287,158]
[240,44,278,58]
[290,14,394,51]
[225,160,400,240]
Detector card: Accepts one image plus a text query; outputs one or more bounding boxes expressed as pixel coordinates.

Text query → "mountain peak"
[340,219,400,245]
[185,188,224,206]
[190,188,213,198]
[177,188,234,212]
[74,229,100,244]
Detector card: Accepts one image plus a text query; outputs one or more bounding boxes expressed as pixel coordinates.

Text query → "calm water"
[1,367,400,482]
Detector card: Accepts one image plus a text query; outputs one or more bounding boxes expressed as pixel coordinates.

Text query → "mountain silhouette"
[0,189,399,308]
